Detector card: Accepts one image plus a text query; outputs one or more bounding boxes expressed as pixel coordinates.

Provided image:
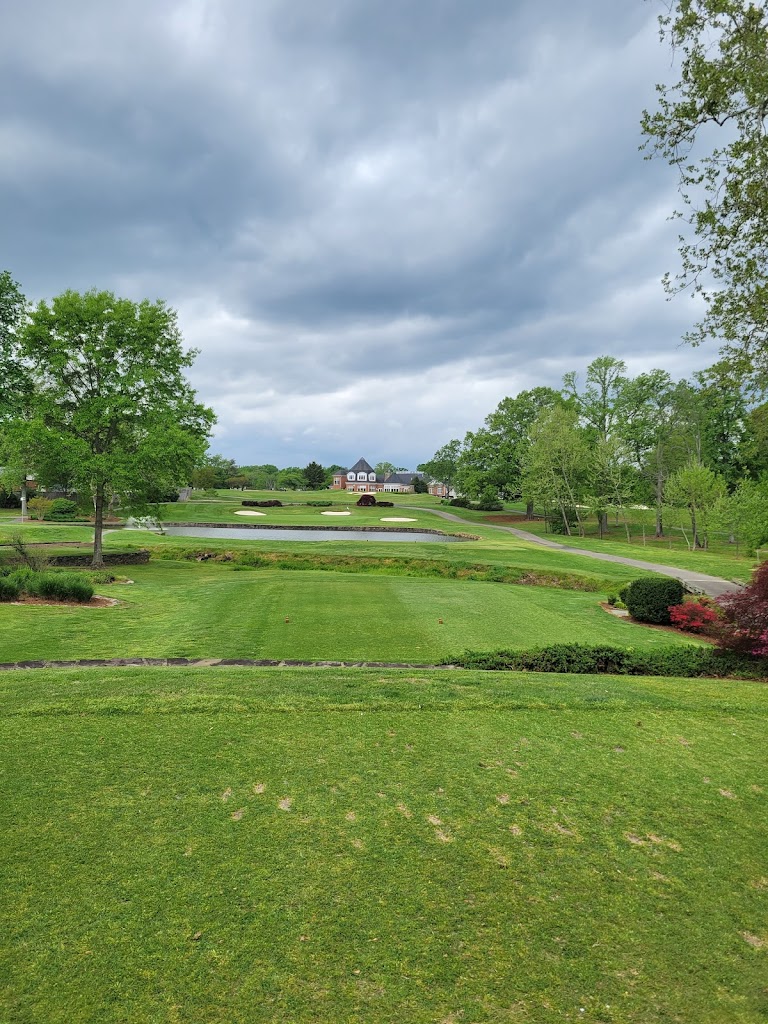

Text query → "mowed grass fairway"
[1,667,766,1023]
[0,560,696,663]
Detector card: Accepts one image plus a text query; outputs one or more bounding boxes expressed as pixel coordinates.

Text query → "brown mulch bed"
[9,595,118,609]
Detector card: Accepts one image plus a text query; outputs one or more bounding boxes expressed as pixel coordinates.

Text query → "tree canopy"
[642,0,768,392]
[7,289,214,565]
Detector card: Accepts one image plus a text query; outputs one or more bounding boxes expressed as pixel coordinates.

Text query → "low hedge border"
[452,643,768,680]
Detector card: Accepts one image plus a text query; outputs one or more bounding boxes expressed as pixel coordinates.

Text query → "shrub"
[0,577,20,601]
[356,494,377,506]
[669,600,720,633]
[624,577,685,624]
[449,497,470,508]
[242,499,282,508]
[27,497,54,521]
[453,643,768,679]
[48,498,78,521]
[547,509,578,534]
[714,561,768,655]
[606,593,618,606]
[306,501,333,507]
[0,489,21,509]
[376,501,394,507]
[473,498,504,512]
[9,569,94,603]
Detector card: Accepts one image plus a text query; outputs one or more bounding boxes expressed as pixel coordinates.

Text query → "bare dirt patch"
[220,788,232,802]
[231,808,244,821]
[719,789,737,799]
[252,783,266,795]
[741,932,766,949]
[396,803,412,819]
[278,797,293,811]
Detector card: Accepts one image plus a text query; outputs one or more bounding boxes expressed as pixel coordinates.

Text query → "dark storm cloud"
[0,0,706,466]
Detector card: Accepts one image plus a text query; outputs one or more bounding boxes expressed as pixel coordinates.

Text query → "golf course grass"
[0,560,698,663]
[1,666,766,1023]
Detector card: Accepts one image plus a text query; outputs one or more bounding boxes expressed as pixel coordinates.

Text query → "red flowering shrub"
[714,562,768,655]
[669,600,720,633]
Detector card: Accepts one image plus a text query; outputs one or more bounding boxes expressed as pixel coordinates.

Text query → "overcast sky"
[1,0,710,469]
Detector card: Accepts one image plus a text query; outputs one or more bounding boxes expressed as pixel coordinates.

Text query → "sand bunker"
[321,510,351,516]
[380,516,416,522]
[234,510,266,516]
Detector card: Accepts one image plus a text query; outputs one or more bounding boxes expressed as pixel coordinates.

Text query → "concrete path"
[418,508,743,599]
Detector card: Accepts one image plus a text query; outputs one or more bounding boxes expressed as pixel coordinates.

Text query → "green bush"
[6,569,94,603]
[0,578,20,601]
[306,501,333,507]
[606,593,618,606]
[624,577,685,624]
[453,643,768,679]
[48,498,78,521]
[449,497,470,508]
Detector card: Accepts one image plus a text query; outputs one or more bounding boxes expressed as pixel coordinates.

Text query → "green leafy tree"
[225,475,249,490]
[522,406,592,535]
[665,459,726,549]
[204,455,238,488]
[191,466,218,490]
[417,439,461,495]
[302,461,326,490]
[277,468,305,490]
[412,475,428,494]
[374,461,396,477]
[9,290,214,566]
[457,388,563,508]
[642,0,768,392]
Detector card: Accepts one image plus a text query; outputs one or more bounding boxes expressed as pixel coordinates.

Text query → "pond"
[158,525,469,543]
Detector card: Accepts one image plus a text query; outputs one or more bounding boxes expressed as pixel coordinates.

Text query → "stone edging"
[0,657,458,671]
[162,521,477,538]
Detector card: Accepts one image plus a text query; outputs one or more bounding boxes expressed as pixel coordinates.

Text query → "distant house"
[330,458,423,494]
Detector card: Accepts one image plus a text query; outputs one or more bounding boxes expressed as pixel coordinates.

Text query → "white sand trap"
[380,516,416,522]
[234,509,266,516]
[321,510,351,516]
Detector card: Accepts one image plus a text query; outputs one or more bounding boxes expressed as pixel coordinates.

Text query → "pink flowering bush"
[669,600,720,633]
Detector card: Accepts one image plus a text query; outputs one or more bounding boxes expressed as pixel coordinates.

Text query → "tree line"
[193,458,428,493]
[418,356,768,553]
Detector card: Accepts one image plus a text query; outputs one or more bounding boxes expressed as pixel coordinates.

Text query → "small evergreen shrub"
[606,593,618,606]
[624,577,685,624]
[449,497,470,508]
[0,578,20,601]
[376,501,394,507]
[242,499,283,507]
[306,501,333,507]
[473,499,504,511]
[48,498,78,521]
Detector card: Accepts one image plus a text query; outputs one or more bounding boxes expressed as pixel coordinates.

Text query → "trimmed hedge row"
[452,643,768,679]
[242,499,283,508]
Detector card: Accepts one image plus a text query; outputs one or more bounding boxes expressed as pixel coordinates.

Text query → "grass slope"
[0,561,697,663]
[1,667,765,1023]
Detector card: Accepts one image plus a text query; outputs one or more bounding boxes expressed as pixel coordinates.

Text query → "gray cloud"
[1,0,709,467]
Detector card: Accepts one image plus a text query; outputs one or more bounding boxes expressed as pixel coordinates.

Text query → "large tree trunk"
[597,511,608,538]
[526,500,534,519]
[655,466,664,538]
[92,484,105,568]
[691,507,702,550]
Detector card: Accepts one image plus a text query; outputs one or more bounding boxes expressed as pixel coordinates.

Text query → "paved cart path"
[419,508,743,599]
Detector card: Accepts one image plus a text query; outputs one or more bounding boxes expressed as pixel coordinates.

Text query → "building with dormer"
[330,458,421,493]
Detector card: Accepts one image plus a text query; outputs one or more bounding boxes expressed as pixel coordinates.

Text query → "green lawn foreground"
[1,666,766,1023]
[0,561,697,663]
